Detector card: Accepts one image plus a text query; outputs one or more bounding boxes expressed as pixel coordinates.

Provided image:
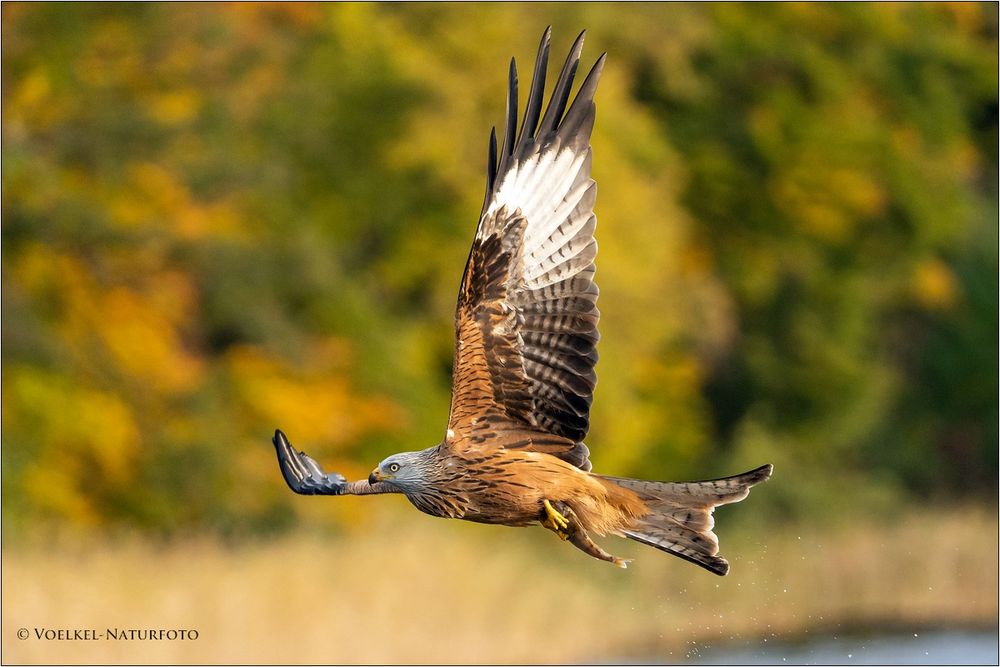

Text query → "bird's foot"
[610,556,630,569]
[542,499,571,539]
[540,498,632,569]
[566,525,631,569]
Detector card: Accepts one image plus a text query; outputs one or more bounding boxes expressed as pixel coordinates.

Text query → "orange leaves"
[225,342,402,449]
[107,162,245,240]
[99,286,205,395]
[111,164,189,228]
[14,242,204,396]
[912,258,959,311]
[7,67,54,130]
[146,88,202,127]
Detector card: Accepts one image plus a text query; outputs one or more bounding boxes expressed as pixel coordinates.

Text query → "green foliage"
[2,3,996,536]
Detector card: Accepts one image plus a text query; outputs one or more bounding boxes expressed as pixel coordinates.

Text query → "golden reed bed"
[3,503,996,664]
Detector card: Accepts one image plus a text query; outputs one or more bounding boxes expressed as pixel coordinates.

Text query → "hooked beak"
[368,468,382,485]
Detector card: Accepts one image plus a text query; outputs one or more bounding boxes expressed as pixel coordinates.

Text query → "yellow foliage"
[775,165,886,244]
[75,19,142,89]
[10,241,61,294]
[11,66,51,112]
[108,162,245,239]
[13,242,204,395]
[130,162,188,221]
[97,287,204,395]
[7,66,62,131]
[225,342,402,450]
[799,201,853,243]
[146,88,201,126]
[940,2,992,32]
[913,257,959,310]
[6,366,140,524]
[827,167,887,218]
[7,367,140,483]
[20,464,100,526]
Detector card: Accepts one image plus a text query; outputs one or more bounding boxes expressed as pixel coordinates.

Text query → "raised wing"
[447,29,605,466]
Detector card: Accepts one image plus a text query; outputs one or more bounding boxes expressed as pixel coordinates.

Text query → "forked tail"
[602,464,773,576]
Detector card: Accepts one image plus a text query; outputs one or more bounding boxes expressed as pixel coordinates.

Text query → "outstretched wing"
[272,429,396,496]
[447,29,605,468]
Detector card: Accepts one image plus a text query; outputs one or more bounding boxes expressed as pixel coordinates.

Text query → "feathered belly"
[410,450,648,532]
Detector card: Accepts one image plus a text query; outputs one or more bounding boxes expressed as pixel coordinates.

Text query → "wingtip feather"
[536,31,586,137]
[516,26,552,156]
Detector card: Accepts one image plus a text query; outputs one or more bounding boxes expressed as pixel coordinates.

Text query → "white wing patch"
[451,29,604,447]
[486,145,594,290]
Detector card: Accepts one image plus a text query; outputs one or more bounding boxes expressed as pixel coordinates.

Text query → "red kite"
[274,28,771,574]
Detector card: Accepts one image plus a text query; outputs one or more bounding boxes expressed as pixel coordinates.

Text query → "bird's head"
[369,451,430,492]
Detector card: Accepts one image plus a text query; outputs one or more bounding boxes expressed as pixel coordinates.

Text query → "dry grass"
[3,503,996,664]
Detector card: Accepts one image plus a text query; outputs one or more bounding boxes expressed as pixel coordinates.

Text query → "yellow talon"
[542,499,570,534]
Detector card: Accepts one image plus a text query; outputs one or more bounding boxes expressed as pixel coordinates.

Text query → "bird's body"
[400,435,646,533]
[273,28,773,574]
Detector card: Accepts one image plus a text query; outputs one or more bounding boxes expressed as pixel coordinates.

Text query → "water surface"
[682,629,998,665]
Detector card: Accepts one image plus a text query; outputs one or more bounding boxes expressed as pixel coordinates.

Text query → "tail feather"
[622,525,729,576]
[605,464,772,576]
[604,464,773,506]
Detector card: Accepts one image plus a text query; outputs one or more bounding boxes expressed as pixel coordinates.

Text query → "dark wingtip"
[593,52,608,77]
[515,26,552,157]
[482,27,603,217]
[497,56,519,171]
[273,429,286,446]
[713,463,774,486]
[753,463,774,483]
[479,126,500,219]
[536,29,587,137]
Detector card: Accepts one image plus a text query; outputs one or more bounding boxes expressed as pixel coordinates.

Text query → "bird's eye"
[388,463,400,473]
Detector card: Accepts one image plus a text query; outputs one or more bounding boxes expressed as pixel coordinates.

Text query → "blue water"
[680,629,998,665]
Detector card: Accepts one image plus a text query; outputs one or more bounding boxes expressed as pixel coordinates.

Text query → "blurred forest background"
[2,3,997,664]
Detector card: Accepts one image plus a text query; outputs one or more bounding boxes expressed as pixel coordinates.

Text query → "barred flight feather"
[448,28,605,456]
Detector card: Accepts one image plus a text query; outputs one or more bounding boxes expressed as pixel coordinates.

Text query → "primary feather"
[449,28,606,457]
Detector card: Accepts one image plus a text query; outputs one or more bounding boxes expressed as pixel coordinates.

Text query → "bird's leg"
[542,499,571,539]
[566,528,631,569]
[545,500,631,569]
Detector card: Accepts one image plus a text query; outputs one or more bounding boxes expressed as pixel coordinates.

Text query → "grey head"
[367,448,438,493]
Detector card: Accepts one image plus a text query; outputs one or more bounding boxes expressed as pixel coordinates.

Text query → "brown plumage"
[272,28,772,575]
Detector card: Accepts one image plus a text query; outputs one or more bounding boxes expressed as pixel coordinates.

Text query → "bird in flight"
[273,28,772,574]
